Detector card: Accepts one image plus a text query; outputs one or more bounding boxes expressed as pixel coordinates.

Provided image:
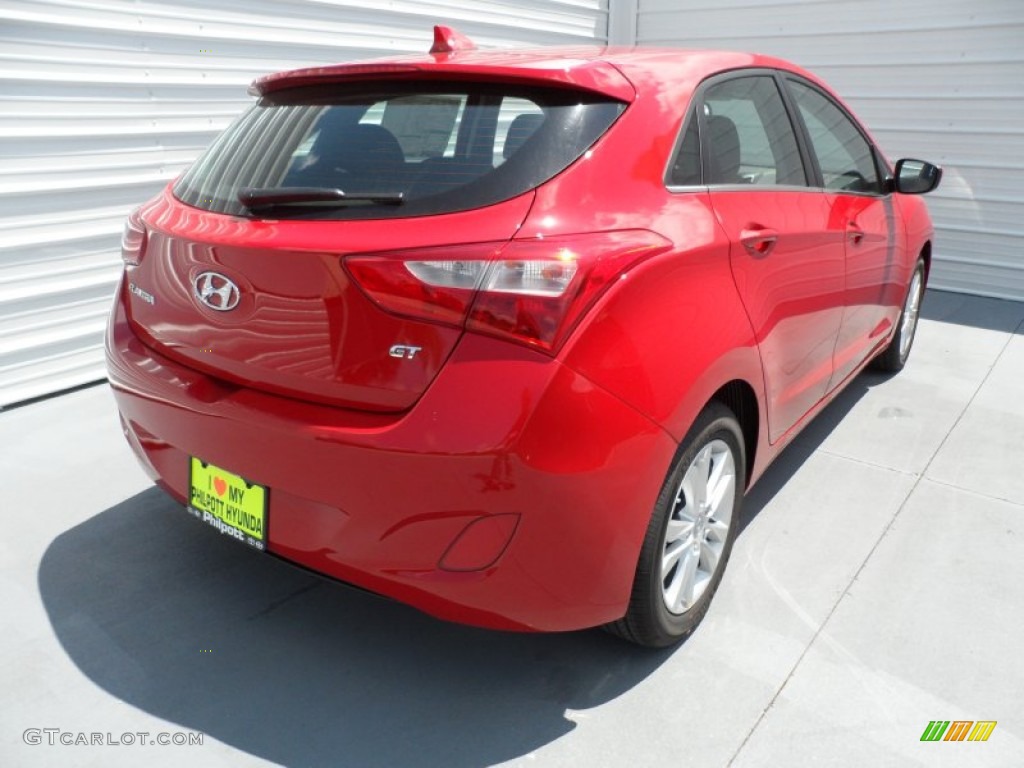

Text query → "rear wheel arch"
[709,380,759,489]
[606,400,746,646]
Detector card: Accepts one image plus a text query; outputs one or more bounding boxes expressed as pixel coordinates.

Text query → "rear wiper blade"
[238,187,404,208]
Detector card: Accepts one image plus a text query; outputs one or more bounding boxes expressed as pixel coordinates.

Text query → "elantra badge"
[128,282,155,305]
[194,272,240,311]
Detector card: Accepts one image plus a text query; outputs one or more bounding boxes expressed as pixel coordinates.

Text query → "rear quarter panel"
[559,194,764,451]
[520,76,769,483]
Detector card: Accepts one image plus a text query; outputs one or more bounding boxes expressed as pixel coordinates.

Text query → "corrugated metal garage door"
[632,0,1024,301]
[0,0,608,408]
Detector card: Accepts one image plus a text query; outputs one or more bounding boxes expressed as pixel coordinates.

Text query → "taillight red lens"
[345,241,502,326]
[345,230,670,353]
[121,209,147,266]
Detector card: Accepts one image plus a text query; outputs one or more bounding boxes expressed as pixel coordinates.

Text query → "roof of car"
[251,45,817,103]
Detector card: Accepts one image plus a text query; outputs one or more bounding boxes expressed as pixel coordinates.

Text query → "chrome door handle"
[740,228,779,257]
[847,223,864,245]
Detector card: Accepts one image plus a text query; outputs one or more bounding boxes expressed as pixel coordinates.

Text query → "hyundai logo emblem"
[193,271,241,312]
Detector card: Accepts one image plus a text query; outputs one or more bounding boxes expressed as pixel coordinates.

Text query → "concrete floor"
[2,289,1022,768]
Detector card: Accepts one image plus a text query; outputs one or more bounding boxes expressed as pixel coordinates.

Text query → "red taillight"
[344,231,671,353]
[345,241,501,327]
[121,209,147,266]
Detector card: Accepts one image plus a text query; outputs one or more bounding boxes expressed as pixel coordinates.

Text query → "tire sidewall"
[897,261,926,367]
[872,257,926,373]
[642,404,746,643]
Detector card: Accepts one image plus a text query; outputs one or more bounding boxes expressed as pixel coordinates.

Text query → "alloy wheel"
[899,268,924,361]
[660,439,736,615]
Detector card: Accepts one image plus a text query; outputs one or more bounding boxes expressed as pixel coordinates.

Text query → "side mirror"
[893,158,942,194]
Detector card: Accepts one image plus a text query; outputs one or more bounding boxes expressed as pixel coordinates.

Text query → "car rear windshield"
[173,81,626,219]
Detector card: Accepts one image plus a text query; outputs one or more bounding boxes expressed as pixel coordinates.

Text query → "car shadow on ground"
[37,380,874,768]
[737,366,878,529]
[42,291,1000,767]
[741,288,1024,523]
[38,487,674,767]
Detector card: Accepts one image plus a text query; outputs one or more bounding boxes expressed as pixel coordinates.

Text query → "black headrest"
[503,114,545,160]
[707,115,741,183]
[314,123,404,172]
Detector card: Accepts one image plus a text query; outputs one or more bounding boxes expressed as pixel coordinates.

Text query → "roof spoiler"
[250,25,635,102]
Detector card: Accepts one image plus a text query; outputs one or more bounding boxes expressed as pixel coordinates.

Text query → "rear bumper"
[106,283,677,631]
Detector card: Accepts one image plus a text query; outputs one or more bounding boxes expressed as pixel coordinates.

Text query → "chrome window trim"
[667,183,828,195]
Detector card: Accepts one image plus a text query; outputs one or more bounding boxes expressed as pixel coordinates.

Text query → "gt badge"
[389,344,422,360]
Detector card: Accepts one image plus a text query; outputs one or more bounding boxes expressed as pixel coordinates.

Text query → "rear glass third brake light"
[344,231,671,354]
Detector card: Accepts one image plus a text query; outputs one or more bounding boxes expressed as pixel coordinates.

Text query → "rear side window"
[174,82,625,219]
[668,108,701,186]
[702,76,807,187]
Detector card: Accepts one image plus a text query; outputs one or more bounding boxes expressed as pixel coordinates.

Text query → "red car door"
[698,74,845,443]
[785,78,907,388]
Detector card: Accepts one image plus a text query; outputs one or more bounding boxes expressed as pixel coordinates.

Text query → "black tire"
[872,258,926,373]
[606,402,745,648]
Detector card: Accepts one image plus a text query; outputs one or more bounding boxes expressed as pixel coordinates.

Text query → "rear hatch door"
[124,79,625,411]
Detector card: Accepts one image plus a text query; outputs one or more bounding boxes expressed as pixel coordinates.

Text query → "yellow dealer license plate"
[187,458,268,551]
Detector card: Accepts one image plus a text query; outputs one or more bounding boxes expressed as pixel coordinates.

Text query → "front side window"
[702,76,807,187]
[787,80,882,194]
[174,81,624,220]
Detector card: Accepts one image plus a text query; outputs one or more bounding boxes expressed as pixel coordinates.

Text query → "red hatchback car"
[107,27,940,647]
